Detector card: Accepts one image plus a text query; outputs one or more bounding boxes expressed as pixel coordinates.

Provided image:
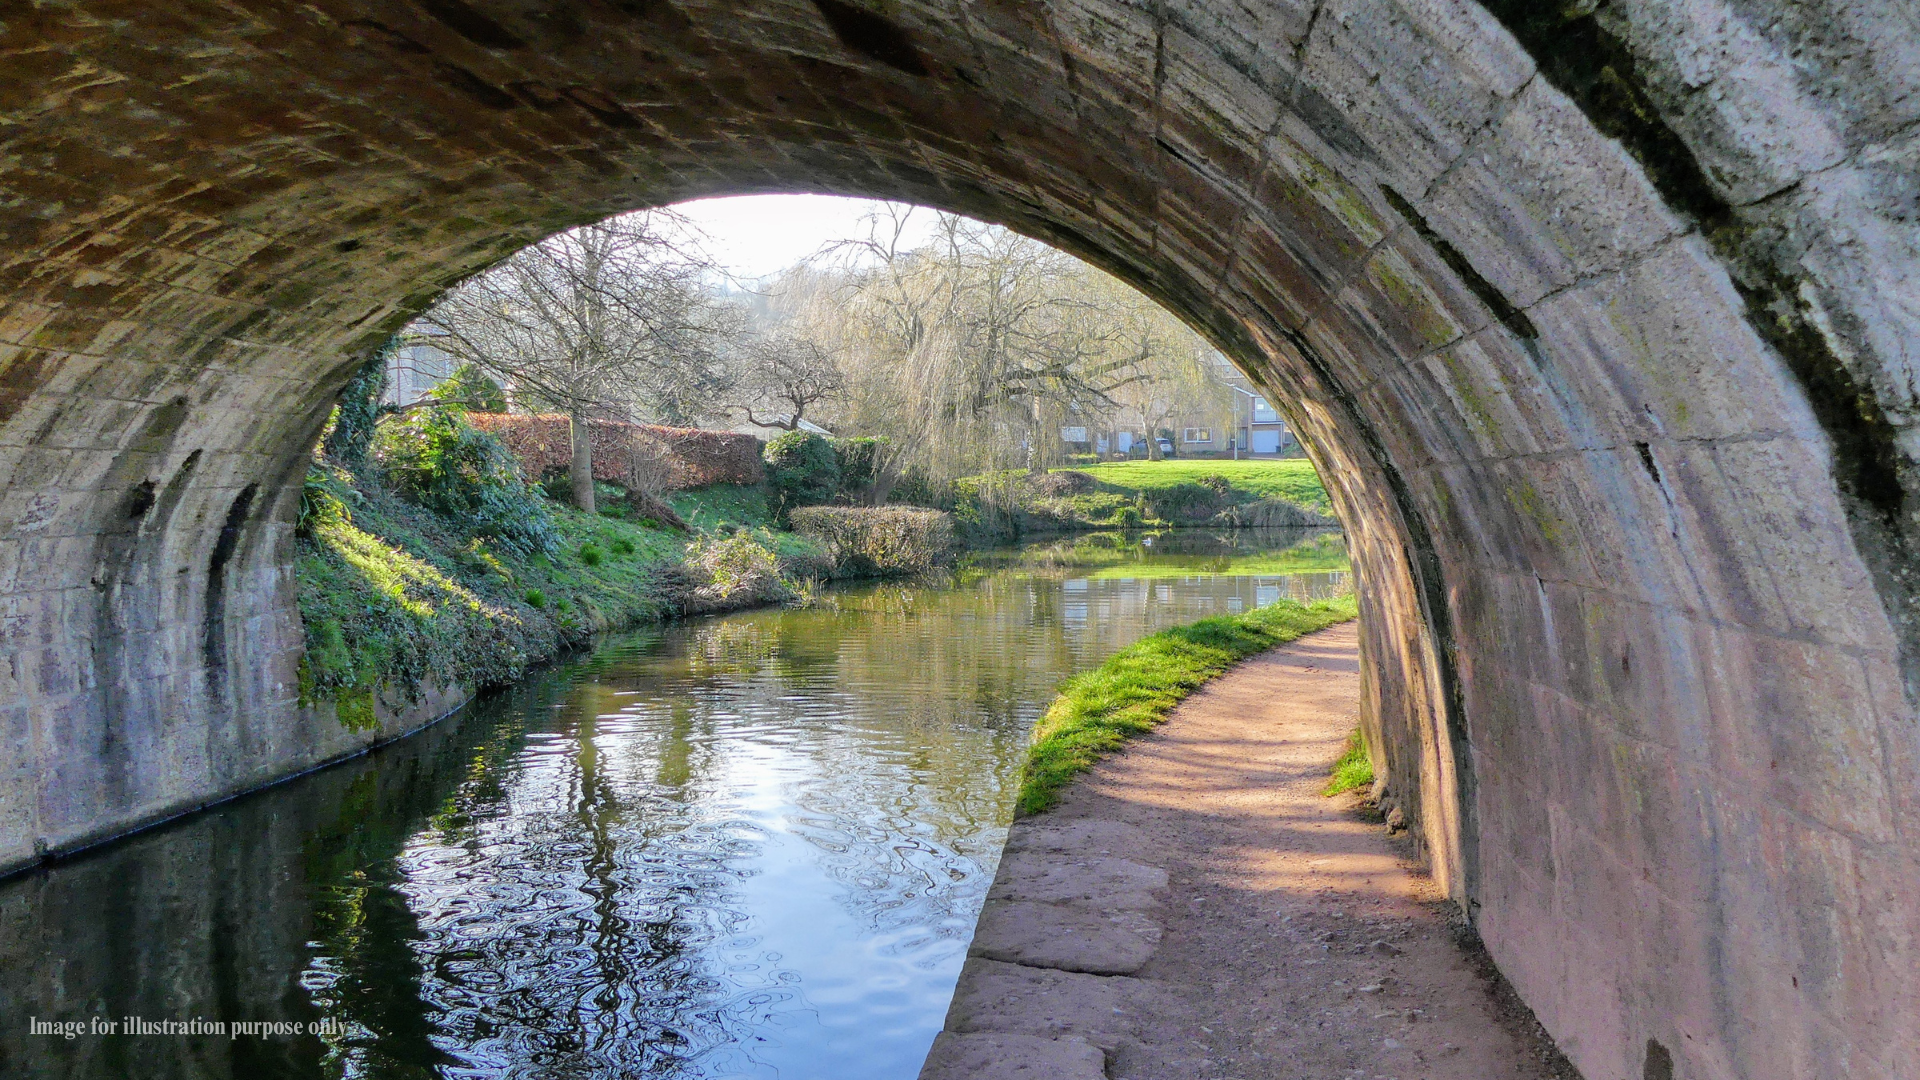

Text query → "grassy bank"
[1017,594,1359,815]
[1012,529,1350,580]
[1068,459,1333,514]
[953,459,1335,543]
[296,467,782,727]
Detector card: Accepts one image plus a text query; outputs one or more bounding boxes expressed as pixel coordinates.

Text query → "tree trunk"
[569,409,597,513]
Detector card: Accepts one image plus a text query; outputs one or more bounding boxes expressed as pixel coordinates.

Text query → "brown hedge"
[466,414,764,490]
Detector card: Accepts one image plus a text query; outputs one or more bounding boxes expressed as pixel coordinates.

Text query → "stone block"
[967,898,1162,975]
[987,852,1167,910]
[917,1031,1105,1080]
[943,957,1138,1049]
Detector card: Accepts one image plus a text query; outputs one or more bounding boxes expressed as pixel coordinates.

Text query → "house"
[381,324,455,407]
[1115,352,1296,459]
[1214,355,1297,457]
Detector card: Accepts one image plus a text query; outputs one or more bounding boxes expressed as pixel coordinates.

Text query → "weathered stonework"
[0,2,1914,1077]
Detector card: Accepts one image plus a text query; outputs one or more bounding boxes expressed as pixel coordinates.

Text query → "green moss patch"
[1017,594,1359,816]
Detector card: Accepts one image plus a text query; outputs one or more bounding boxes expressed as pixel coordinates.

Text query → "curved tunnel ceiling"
[1,3,1916,1079]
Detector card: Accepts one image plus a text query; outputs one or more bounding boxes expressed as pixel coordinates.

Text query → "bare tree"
[793,207,1200,485]
[418,211,735,512]
[727,330,844,431]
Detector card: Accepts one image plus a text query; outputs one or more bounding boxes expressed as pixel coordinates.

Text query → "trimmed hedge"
[467,414,765,490]
[788,506,956,576]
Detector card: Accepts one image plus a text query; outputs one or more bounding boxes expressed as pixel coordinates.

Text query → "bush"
[429,362,508,412]
[788,506,956,576]
[1143,480,1232,523]
[579,543,604,567]
[830,435,888,501]
[1026,470,1097,497]
[297,464,354,537]
[764,430,840,519]
[1196,473,1233,495]
[376,409,558,556]
[524,588,547,609]
[610,538,636,557]
[686,531,792,609]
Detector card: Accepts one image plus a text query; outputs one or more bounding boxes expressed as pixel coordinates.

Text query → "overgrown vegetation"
[374,408,559,556]
[1323,727,1375,797]
[789,506,956,577]
[1017,595,1359,815]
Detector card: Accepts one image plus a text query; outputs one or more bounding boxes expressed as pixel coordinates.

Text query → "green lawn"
[668,483,774,531]
[1065,459,1332,512]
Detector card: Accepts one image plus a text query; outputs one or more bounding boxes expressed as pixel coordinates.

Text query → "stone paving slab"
[917,1032,1106,1080]
[986,852,1168,910]
[943,957,1141,1050]
[966,897,1162,975]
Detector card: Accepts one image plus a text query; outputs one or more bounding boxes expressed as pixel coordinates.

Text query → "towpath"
[921,622,1574,1080]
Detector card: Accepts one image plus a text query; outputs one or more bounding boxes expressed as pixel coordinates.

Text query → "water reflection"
[0,529,1347,1079]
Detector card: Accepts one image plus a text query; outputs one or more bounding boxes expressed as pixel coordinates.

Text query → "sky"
[666,194,942,282]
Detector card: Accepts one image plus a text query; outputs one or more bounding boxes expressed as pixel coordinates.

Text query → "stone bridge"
[1,2,1914,1077]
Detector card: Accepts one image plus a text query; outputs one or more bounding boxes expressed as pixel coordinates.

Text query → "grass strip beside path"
[1018,594,1359,815]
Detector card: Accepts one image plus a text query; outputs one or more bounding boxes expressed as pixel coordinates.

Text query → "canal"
[0,529,1349,1080]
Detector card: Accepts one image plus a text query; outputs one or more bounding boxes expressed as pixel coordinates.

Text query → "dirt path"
[921,623,1574,1080]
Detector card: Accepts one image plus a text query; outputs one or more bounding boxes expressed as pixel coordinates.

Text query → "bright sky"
[667,194,942,282]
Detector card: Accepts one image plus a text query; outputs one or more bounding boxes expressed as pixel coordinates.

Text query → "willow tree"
[775,206,1220,488]
[420,212,735,512]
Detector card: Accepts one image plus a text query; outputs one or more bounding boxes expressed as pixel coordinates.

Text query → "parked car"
[1155,437,1175,457]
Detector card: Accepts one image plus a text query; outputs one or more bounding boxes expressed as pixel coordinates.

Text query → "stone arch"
[0,3,1914,1078]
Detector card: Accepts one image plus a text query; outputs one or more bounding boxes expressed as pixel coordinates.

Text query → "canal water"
[0,529,1349,1080]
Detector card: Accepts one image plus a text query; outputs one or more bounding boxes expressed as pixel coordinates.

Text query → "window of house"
[1183,428,1212,444]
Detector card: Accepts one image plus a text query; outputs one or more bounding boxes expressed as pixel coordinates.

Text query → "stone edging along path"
[920,623,1577,1080]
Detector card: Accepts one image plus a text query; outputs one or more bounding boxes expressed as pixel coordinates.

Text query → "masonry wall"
[0,3,1915,1078]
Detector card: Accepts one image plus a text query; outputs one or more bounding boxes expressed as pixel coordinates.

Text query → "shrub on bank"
[1213,497,1336,528]
[765,430,840,519]
[788,506,956,576]
[375,409,558,556]
[1143,480,1233,523]
[685,530,793,610]
[1018,594,1359,815]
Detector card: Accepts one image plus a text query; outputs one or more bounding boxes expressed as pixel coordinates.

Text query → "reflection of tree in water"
[301,647,789,1079]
